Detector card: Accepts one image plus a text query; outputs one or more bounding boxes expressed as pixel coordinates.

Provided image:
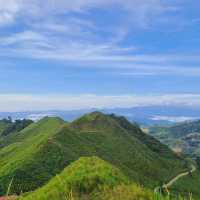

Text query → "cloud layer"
[0,1,182,60]
[0,0,199,78]
[0,93,200,112]
[0,1,200,112]
[151,115,199,123]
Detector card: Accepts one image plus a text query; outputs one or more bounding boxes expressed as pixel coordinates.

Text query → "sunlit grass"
[15,157,194,200]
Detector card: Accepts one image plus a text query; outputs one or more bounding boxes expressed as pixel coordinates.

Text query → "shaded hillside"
[21,157,153,200]
[0,112,186,195]
[1,119,33,137]
[0,119,33,148]
[109,114,174,157]
[0,119,12,137]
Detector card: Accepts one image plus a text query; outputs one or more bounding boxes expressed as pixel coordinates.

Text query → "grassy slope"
[0,117,65,195]
[149,124,200,199]
[65,112,186,187]
[110,114,176,157]
[0,120,34,149]
[171,171,200,200]
[0,119,33,138]
[20,157,153,200]
[0,112,187,195]
[0,120,12,137]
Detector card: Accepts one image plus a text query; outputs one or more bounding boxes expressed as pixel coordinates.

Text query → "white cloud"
[0,0,22,26]
[151,116,199,123]
[0,0,196,79]
[0,29,199,67]
[1,28,200,77]
[120,64,200,77]
[0,93,200,112]
[46,0,169,27]
[0,0,171,25]
[27,113,55,121]
[0,31,46,46]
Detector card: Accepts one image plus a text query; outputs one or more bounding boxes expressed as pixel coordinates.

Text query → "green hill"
[1,119,33,137]
[0,119,33,149]
[0,112,187,195]
[0,117,65,195]
[21,156,153,200]
[0,119,12,137]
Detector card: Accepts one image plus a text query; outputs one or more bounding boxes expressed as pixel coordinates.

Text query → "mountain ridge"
[0,112,187,195]
[20,156,153,200]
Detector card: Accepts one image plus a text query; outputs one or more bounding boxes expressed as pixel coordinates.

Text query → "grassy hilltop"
[20,156,153,200]
[0,112,196,199]
[0,117,65,195]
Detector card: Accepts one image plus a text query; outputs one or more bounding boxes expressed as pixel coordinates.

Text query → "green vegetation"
[0,118,33,149]
[171,171,200,200]
[20,157,153,200]
[0,118,12,137]
[196,157,200,170]
[1,119,33,137]
[0,112,195,199]
[66,112,186,187]
[19,157,193,200]
[0,117,65,195]
[149,123,200,199]
[149,120,200,157]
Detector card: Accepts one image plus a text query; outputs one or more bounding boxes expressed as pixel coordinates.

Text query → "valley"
[149,120,200,158]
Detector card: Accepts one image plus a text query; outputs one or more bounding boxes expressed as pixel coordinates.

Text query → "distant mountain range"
[1,105,200,125]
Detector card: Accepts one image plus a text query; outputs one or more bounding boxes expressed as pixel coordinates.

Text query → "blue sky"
[0,0,200,111]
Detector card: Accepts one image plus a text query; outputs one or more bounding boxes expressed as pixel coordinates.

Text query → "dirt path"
[154,165,196,193]
[0,196,17,200]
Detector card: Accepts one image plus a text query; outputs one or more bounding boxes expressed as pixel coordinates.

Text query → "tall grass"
[6,178,14,196]
[16,186,194,200]
[154,191,194,200]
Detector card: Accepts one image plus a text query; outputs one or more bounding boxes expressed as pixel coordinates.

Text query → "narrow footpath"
[154,165,196,193]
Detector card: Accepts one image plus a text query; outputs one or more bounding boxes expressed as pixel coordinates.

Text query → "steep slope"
[0,119,12,137]
[109,114,175,157]
[171,171,200,200]
[0,119,33,149]
[0,119,33,137]
[21,157,153,200]
[0,112,186,195]
[66,112,186,186]
[0,117,65,195]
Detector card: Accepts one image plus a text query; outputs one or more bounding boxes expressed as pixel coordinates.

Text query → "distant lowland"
[149,119,200,158]
[1,105,200,125]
